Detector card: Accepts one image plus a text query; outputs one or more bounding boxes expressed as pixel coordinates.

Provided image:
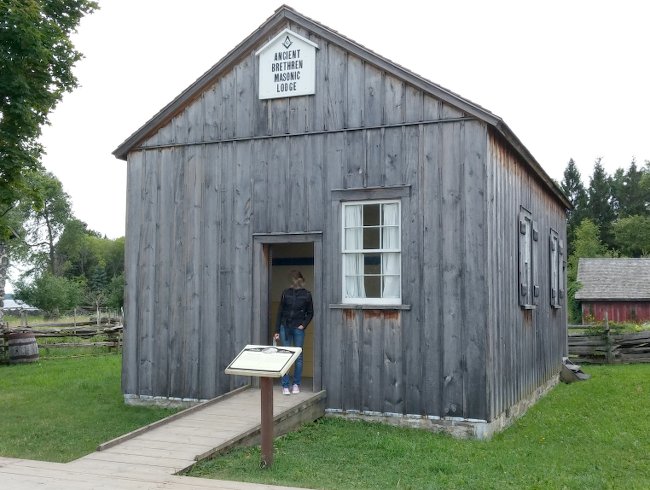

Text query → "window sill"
[330,304,411,311]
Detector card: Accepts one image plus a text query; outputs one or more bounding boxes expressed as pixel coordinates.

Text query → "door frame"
[252,232,323,391]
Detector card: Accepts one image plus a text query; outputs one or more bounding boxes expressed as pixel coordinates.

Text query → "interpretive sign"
[225,343,303,468]
[256,28,318,100]
[225,344,302,378]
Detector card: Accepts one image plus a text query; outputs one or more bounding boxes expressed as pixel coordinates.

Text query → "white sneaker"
[282,387,291,395]
[292,384,300,394]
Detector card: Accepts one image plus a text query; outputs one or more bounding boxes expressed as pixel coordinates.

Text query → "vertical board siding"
[127,119,493,416]
[141,39,467,150]
[199,145,219,398]
[123,151,143,395]
[440,122,465,418]
[486,131,567,421]
[124,27,563,426]
[154,149,172,397]
[137,150,156,396]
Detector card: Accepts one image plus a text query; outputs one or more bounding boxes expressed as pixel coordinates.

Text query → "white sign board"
[225,345,302,378]
[256,29,318,100]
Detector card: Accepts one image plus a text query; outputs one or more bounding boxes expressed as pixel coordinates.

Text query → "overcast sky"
[39,0,650,240]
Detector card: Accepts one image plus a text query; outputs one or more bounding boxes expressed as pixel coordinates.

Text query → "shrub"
[16,273,85,318]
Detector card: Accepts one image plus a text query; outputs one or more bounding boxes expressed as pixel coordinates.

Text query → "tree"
[15,271,84,318]
[0,0,97,321]
[18,171,72,274]
[611,159,648,219]
[585,159,616,247]
[641,161,650,212]
[0,0,97,224]
[567,218,615,323]
[612,215,650,257]
[561,159,589,252]
[53,219,125,309]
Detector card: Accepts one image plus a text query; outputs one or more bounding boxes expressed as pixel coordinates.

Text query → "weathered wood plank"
[384,75,403,125]
[326,43,346,130]
[383,313,403,414]
[344,130,366,188]
[346,55,364,128]
[421,123,443,417]
[235,54,254,138]
[461,121,488,420]
[342,309,361,411]
[423,95,441,120]
[361,311,384,412]
[383,126,402,186]
[199,145,218,398]
[267,138,289,233]
[305,134,325,229]
[364,127,384,187]
[403,124,423,415]
[405,85,423,122]
[221,70,236,140]
[440,122,464,418]
[364,63,383,126]
[232,141,253,365]
[203,82,222,141]
[323,131,345,407]
[153,149,172,397]
[136,150,156,396]
[123,151,143,395]
[287,136,306,231]
[167,147,186,396]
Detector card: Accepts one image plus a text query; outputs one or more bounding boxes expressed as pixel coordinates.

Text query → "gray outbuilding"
[114,5,570,437]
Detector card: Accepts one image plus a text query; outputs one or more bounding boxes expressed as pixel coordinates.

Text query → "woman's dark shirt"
[275,287,314,332]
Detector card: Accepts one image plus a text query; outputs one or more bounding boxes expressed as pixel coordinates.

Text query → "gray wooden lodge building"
[114,6,570,437]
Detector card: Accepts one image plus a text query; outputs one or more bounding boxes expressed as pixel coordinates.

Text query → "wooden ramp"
[0,386,324,489]
[0,456,305,489]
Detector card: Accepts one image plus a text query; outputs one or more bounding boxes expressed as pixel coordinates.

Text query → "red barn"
[576,258,650,323]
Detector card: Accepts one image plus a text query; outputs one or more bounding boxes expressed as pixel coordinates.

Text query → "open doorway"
[269,242,315,388]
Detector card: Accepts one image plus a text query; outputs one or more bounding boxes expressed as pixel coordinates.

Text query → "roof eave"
[113,6,295,160]
[494,121,572,210]
[575,296,650,302]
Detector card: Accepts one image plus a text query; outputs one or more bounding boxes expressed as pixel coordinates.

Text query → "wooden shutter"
[532,220,539,305]
[558,239,565,307]
[518,214,528,307]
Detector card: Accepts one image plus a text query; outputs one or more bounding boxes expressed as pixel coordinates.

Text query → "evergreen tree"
[611,159,648,218]
[586,158,616,248]
[561,159,588,252]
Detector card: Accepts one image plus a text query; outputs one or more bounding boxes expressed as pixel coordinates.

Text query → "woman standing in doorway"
[273,270,313,395]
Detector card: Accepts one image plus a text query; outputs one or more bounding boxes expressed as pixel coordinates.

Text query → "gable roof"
[575,258,650,301]
[112,5,570,209]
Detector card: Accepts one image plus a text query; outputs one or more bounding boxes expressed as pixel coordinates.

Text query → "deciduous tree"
[0,0,97,321]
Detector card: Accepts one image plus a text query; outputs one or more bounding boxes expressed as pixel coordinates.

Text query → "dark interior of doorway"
[269,242,315,391]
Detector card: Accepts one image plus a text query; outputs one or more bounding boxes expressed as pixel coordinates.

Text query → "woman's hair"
[289,270,304,288]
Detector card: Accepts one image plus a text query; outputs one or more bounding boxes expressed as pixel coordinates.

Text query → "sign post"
[225,344,302,468]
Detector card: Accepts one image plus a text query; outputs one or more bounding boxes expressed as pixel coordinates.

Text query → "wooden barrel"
[7,332,39,363]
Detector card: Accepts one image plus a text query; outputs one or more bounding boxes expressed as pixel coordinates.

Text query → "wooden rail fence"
[568,321,650,364]
[0,321,123,362]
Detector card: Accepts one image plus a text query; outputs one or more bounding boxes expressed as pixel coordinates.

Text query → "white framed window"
[342,200,401,305]
[518,207,539,309]
[549,229,564,309]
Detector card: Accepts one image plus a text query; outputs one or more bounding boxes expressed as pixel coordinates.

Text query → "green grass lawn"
[0,355,176,462]
[188,364,650,489]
